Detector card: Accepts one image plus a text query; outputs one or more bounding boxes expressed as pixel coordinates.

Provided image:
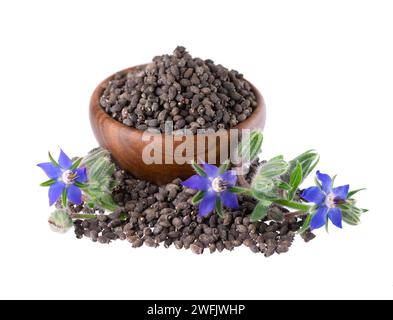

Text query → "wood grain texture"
[90,65,266,185]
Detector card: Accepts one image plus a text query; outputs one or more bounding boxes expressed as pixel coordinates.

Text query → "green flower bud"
[48,209,73,233]
[80,148,118,212]
[252,176,275,194]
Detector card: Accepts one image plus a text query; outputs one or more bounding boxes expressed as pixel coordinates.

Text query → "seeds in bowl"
[99,46,257,133]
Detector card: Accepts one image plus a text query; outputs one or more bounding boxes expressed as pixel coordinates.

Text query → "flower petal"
[220,170,237,186]
[327,207,343,229]
[198,191,216,217]
[48,182,65,206]
[316,171,332,193]
[37,162,61,179]
[181,175,210,190]
[310,206,328,231]
[202,162,219,178]
[333,184,349,201]
[67,184,82,205]
[75,167,88,183]
[220,191,239,209]
[58,149,73,169]
[301,186,325,205]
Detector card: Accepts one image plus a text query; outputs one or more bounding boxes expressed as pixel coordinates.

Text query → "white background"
[0,0,392,300]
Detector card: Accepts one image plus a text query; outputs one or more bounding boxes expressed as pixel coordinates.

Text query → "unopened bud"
[252,176,275,193]
[48,209,73,233]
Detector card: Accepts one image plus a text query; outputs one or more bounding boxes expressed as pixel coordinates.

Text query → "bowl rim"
[90,64,266,137]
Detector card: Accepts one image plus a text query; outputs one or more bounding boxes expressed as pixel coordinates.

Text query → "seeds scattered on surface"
[72,155,314,257]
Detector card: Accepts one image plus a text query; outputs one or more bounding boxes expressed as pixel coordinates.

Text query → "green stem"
[228,186,253,195]
[243,189,253,196]
[270,198,312,212]
[72,214,97,220]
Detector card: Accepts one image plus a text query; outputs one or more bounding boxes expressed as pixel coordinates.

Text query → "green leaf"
[251,179,275,199]
[89,158,108,181]
[338,203,363,214]
[74,181,88,189]
[96,194,118,212]
[257,157,289,179]
[228,186,251,194]
[81,148,110,167]
[250,201,270,222]
[342,210,361,225]
[119,212,128,221]
[271,198,311,212]
[260,198,272,207]
[40,179,56,187]
[347,188,366,198]
[218,160,230,174]
[61,188,67,207]
[302,155,319,179]
[287,189,296,201]
[238,130,263,162]
[87,201,95,209]
[298,214,312,234]
[70,157,82,170]
[82,188,93,197]
[251,190,271,206]
[290,150,319,182]
[290,161,303,188]
[192,191,205,204]
[249,130,263,161]
[215,197,223,218]
[251,189,265,201]
[191,161,207,177]
[339,202,366,226]
[278,181,292,191]
[288,161,303,200]
[337,203,352,211]
[48,151,60,168]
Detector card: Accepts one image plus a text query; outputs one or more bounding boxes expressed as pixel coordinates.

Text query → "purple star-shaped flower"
[181,163,239,217]
[302,171,349,231]
[37,149,87,206]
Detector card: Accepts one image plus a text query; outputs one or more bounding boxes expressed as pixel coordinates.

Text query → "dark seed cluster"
[72,160,315,257]
[100,46,257,133]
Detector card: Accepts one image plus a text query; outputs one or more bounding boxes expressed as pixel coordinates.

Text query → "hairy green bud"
[48,209,73,233]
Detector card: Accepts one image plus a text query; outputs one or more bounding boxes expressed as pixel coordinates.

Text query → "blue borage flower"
[302,171,349,230]
[181,163,239,217]
[38,149,87,206]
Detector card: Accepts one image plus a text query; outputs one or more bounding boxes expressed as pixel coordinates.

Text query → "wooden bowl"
[90,65,266,185]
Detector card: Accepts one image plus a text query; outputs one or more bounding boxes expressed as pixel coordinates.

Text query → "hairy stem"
[270,198,311,211]
[238,175,250,188]
[71,213,97,220]
[234,165,251,188]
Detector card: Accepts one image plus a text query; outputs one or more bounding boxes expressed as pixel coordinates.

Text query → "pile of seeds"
[100,46,257,133]
[71,159,316,257]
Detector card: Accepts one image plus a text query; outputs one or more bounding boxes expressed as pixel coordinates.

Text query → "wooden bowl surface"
[90,65,266,185]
